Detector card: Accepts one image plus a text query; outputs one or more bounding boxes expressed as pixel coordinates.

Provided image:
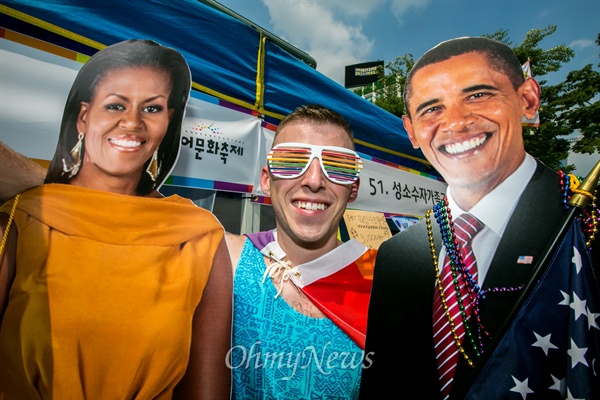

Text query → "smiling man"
[402,43,539,212]
[227,104,376,399]
[359,37,598,399]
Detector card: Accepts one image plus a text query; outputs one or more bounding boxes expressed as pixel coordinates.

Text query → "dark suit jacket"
[359,161,570,399]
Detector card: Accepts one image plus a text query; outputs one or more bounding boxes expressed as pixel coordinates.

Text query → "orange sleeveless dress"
[0,184,224,399]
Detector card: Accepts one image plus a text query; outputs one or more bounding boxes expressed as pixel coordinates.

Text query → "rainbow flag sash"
[246,229,376,349]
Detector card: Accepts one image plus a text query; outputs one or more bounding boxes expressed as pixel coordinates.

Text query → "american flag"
[466,221,600,399]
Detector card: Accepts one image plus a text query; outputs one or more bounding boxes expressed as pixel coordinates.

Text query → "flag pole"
[459,160,600,397]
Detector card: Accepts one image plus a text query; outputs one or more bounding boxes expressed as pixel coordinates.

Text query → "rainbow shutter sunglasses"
[267,142,363,185]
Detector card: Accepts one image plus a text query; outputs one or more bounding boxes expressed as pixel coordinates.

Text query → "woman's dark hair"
[45,39,191,195]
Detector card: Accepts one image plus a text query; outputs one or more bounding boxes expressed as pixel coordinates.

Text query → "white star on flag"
[570,293,588,321]
[568,338,589,368]
[510,376,534,399]
[587,307,600,330]
[548,374,566,395]
[532,332,558,356]
[572,245,583,273]
[559,289,571,305]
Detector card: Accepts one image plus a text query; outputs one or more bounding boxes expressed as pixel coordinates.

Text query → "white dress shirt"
[443,153,537,284]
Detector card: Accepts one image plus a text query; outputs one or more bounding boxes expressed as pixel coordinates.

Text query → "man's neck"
[449,153,535,213]
[276,232,341,267]
[450,160,528,211]
[451,186,490,212]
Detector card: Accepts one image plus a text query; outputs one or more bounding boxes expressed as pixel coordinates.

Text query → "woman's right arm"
[0,141,46,202]
[174,235,233,400]
[0,213,17,321]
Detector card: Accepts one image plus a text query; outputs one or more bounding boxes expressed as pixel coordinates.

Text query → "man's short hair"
[275,104,354,146]
[404,37,526,117]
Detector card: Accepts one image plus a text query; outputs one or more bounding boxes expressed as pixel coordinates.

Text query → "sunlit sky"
[217,0,599,174]
[218,1,598,85]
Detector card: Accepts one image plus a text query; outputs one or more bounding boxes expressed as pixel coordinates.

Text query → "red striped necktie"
[432,213,484,399]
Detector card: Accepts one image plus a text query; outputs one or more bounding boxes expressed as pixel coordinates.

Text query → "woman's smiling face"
[73,67,173,191]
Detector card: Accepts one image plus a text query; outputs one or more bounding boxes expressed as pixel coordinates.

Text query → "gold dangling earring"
[146,149,160,182]
[62,132,84,178]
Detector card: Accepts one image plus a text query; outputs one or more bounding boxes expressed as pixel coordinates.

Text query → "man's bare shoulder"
[0,141,46,202]
[225,232,247,273]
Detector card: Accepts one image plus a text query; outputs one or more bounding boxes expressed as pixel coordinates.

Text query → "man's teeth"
[295,201,326,211]
[444,136,486,155]
[109,138,142,148]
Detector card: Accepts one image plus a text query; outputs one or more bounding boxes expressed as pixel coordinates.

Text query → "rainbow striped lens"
[267,143,363,185]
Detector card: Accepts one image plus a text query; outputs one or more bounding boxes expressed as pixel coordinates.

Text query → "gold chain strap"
[0,194,20,260]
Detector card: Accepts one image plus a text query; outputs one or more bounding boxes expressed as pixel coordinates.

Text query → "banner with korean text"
[351,156,447,217]
[168,95,263,193]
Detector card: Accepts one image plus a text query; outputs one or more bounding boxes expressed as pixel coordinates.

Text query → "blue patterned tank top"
[231,239,363,399]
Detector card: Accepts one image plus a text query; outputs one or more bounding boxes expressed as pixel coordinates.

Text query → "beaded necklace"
[428,197,525,366]
[429,172,598,366]
[432,200,483,364]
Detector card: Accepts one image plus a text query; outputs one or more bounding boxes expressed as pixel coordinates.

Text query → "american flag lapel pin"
[517,255,534,264]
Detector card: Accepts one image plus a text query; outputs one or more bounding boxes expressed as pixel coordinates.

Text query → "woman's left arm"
[174,235,233,400]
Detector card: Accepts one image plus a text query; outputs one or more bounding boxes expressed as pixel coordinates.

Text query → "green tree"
[372,54,414,118]
[351,56,412,117]
[485,26,577,170]
[541,63,600,163]
[487,26,599,171]
[368,25,599,172]
[553,36,600,155]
